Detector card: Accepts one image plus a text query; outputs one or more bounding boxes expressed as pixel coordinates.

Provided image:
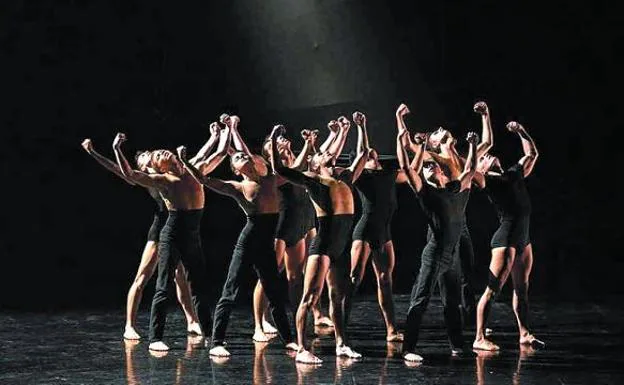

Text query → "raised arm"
[292,129,317,171]
[270,126,318,188]
[193,124,232,175]
[112,133,170,189]
[508,121,538,177]
[397,131,423,193]
[458,132,479,191]
[346,114,369,183]
[327,116,351,165]
[177,145,247,202]
[222,114,269,176]
[319,121,339,153]
[474,101,493,157]
[188,122,220,165]
[81,139,135,185]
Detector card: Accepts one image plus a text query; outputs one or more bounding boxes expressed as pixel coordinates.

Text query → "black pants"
[149,210,214,342]
[428,221,477,323]
[403,239,464,353]
[211,214,292,347]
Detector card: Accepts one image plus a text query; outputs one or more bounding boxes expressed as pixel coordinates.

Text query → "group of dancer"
[82,101,544,364]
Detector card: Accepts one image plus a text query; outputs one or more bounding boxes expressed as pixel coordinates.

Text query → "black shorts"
[490,217,530,251]
[309,214,353,266]
[147,211,169,242]
[352,212,392,251]
[275,206,316,248]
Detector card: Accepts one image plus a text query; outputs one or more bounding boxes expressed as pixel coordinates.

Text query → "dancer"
[270,118,368,364]
[396,103,479,362]
[112,125,230,351]
[253,128,334,342]
[346,111,405,342]
[81,137,214,340]
[181,114,296,357]
[416,101,494,325]
[472,121,544,351]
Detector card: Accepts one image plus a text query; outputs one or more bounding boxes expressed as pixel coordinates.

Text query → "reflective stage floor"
[2,295,623,384]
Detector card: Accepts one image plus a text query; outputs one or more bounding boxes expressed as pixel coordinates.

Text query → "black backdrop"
[1,0,621,310]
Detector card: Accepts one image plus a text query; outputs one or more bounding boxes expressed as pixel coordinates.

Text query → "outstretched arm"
[112,133,170,189]
[458,132,479,191]
[81,139,135,185]
[327,116,351,165]
[474,101,493,157]
[319,121,339,153]
[188,122,220,165]
[193,125,232,175]
[292,130,317,171]
[508,121,538,177]
[397,131,423,193]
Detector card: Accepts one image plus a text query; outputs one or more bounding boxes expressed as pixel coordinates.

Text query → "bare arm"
[458,132,479,191]
[509,121,538,177]
[223,114,269,176]
[112,133,171,189]
[270,126,318,188]
[81,139,135,185]
[327,118,351,165]
[319,121,339,153]
[346,121,369,183]
[193,125,232,175]
[188,122,220,165]
[291,130,316,171]
[397,131,423,193]
[474,101,493,157]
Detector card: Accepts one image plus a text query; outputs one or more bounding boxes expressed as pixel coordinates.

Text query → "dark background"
[1,0,621,310]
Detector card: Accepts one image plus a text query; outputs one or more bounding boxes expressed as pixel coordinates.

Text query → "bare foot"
[386,332,404,342]
[209,346,231,357]
[296,349,323,364]
[253,329,271,342]
[123,326,141,340]
[314,316,334,327]
[473,338,500,351]
[148,341,169,352]
[520,334,545,349]
[403,352,424,363]
[285,342,300,351]
[262,320,278,334]
[336,345,362,359]
[187,322,203,336]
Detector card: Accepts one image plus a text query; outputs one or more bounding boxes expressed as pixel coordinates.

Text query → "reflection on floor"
[2,295,624,384]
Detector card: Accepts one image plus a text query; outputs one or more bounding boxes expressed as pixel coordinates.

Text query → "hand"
[413,133,427,145]
[352,111,366,126]
[466,131,479,144]
[177,146,187,161]
[113,133,126,149]
[230,115,240,126]
[327,120,340,133]
[337,116,351,130]
[81,138,93,153]
[396,103,410,117]
[473,101,489,115]
[219,113,231,126]
[270,124,285,139]
[506,121,523,133]
[209,122,220,136]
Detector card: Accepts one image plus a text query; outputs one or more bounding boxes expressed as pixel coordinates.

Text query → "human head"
[427,127,454,153]
[135,150,152,172]
[309,151,333,172]
[230,151,254,175]
[150,149,181,174]
[476,153,502,174]
[364,148,381,169]
[422,159,443,182]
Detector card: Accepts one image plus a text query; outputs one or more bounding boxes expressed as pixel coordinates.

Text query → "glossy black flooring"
[2,295,624,384]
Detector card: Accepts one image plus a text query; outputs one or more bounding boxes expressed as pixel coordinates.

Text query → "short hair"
[422,159,437,169]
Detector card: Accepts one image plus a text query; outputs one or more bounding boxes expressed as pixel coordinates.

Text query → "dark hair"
[422,159,437,169]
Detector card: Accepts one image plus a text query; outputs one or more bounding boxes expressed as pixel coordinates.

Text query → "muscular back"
[238,175,281,215]
[311,173,354,217]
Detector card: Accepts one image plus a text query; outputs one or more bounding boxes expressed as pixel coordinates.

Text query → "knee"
[286,272,301,285]
[300,289,320,309]
[487,270,503,293]
[133,275,149,290]
[376,271,392,288]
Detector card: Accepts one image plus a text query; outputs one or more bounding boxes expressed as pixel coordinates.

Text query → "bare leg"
[474,247,516,351]
[173,262,202,335]
[295,254,330,363]
[512,244,544,348]
[328,265,362,358]
[346,240,371,325]
[372,241,401,341]
[125,241,159,340]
